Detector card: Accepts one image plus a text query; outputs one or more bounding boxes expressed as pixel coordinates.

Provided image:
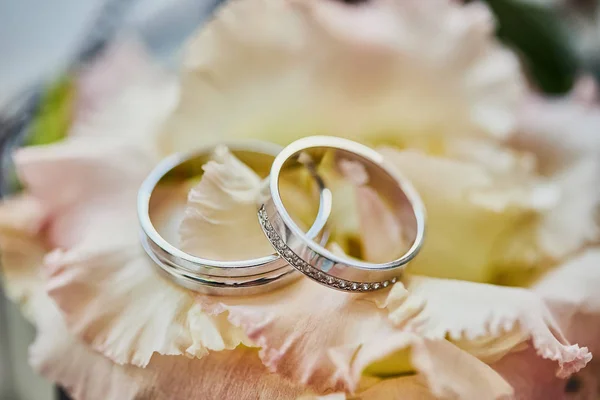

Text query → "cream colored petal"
[162,0,523,153]
[0,233,46,322]
[351,376,435,400]
[442,137,588,273]
[536,158,600,259]
[30,301,306,400]
[325,170,362,250]
[378,144,594,282]
[410,339,513,400]
[351,377,438,400]
[434,139,553,281]
[297,376,434,400]
[379,276,591,377]
[356,334,514,399]
[0,194,47,235]
[178,146,274,261]
[444,138,559,213]
[511,92,600,260]
[378,147,527,282]
[515,92,600,174]
[298,393,347,400]
[300,366,506,400]
[0,195,48,320]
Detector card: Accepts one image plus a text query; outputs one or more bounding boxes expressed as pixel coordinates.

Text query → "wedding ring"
[138,141,332,295]
[258,136,425,292]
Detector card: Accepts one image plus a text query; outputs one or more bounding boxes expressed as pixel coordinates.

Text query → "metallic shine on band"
[259,136,426,292]
[138,141,332,295]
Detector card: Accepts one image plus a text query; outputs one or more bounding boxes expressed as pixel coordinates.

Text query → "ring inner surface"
[148,150,277,268]
[277,147,419,267]
[147,148,325,272]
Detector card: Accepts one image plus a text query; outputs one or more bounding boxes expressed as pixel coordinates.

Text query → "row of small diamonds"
[258,206,397,292]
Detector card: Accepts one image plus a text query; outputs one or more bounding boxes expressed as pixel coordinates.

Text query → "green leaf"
[26,76,75,147]
[482,0,579,94]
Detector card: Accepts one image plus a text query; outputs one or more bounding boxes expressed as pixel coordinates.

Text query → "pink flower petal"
[355,185,406,263]
[492,346,598,400]
[338,159,406,263]
[341,376,435,400]
[201,280,513,397]
[0,195,511,399]
[411,338,513,399]
[534,249,600,356]
[0,200,439,400]
[298,394,347,400]
[30,302,307,400]
[0,194,306,400]
[321,334,514,399]
[378,276,591,377]
[15,139,156,250]
[13,48,248,367]
[42,181,247,366]
[201,280,402,393]
[76,38,159,123]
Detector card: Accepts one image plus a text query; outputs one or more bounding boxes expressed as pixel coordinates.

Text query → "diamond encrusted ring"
[258,136,426,292]
[138,141,332,295]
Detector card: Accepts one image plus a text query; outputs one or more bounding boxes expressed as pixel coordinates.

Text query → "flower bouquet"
[1,0,600,399]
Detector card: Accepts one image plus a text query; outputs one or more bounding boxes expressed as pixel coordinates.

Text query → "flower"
[161,0,522,149]
[1,0,599,399]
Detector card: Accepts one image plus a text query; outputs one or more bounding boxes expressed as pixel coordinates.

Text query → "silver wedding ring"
[138,141,331,295]
[258,136,426,292]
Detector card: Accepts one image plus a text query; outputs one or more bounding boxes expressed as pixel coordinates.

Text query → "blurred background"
[0,1,223,398]
[0,0,599,399]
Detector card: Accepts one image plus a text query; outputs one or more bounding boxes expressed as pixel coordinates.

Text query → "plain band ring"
[138,141,332,295]
[258,136,426,292]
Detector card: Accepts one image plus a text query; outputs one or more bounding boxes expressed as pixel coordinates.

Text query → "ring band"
[258,136,426,292]
[138,141,332,295]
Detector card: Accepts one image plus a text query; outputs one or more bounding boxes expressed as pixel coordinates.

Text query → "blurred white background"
[0,0,218,109]
[0,0,105,110]
[0,0,219,398]
[0,4,106,398]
